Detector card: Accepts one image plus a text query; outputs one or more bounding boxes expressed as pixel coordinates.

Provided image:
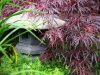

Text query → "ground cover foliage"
[0,52,69,75]
[2,0,100,75]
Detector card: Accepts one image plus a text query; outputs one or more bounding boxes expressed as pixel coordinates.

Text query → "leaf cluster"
[36,0,100,75]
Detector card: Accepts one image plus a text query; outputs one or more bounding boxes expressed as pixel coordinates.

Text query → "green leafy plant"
[0,52,69,75]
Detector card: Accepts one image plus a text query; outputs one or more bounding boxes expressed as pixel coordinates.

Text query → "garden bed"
[0,52,69,75]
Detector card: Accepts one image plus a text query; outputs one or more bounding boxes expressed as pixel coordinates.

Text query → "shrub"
[38,0,100,75]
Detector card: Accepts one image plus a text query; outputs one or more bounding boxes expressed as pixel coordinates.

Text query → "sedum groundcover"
[0,52,69,75]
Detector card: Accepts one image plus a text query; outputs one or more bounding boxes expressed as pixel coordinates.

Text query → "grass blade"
[0,27,19,44]
[0,46,12,62]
